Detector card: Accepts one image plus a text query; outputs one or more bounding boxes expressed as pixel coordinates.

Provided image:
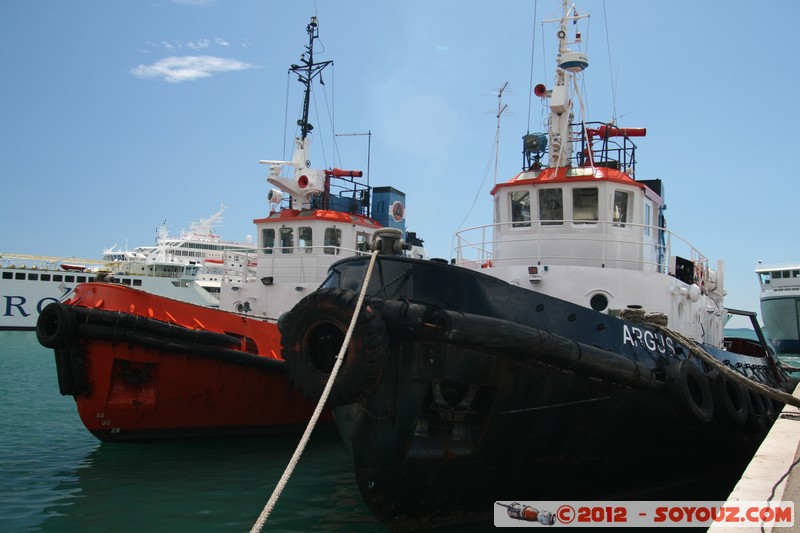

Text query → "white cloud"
[172,0,215,6]
[131,55,255,83]
[187,39,210,51]
[141,37,237,54]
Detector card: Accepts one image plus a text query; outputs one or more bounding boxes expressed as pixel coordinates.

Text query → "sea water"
[4,330,798,533]
[0,331,386,533]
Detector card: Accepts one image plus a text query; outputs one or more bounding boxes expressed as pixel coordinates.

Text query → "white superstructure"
[453,0,729,348]
[756,263,800,354]
[1,207,252,330]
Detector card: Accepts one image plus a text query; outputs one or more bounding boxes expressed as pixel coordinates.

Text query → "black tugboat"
[279,2,796,530]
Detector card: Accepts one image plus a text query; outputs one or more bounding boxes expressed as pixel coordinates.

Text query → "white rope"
[250,249,380,532]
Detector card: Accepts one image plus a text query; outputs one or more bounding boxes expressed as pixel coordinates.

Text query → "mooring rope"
[250,249,380,533]
[654,324,800,409]
[619,308,800,408]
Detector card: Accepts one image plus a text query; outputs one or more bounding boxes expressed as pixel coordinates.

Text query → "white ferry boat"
[1,208,253,330]
[102,206,255,297]
[756,263,800,354]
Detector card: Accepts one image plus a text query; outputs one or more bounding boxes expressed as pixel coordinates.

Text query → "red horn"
[534,83,548,98]
[325,168,363,178]
[598,125,647,138]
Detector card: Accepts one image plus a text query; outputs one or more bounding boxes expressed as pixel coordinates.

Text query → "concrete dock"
[707,383,800,532]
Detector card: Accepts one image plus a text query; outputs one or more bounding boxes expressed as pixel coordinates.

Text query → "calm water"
[0,331,387,533]
[4,330,799,533]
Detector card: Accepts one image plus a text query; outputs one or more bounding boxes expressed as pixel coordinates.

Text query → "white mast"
[544,1,589,169]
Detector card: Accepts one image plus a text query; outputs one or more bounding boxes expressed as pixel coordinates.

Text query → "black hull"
[773,339,800,355]
[334,344,762,530]
[281,256,795,530]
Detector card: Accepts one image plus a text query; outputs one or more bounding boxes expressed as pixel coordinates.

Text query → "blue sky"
[1,0,798,326]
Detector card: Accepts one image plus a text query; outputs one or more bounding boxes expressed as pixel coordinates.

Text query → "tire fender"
[666,359,714,423]
[743,390,768,434]
[280,288,389,407]
[36,303,78,349]
[710,373,748,427]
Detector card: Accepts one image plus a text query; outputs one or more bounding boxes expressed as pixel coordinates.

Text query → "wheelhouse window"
[539,188,563,225]
[356,232,369,253]
[613,190,630,226]
[324,228,342,255]
[298,227,312,254]
[573,188,598,223]
[262,229,275,254]
[510,191,531,228]
[644,203,652,236]
[280,227,294,254]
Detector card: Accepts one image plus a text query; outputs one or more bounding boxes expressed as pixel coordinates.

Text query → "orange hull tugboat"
[36,16,424,442]
[36,283,316,440]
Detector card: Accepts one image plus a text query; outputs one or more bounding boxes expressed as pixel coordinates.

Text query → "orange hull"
[39,283,329,441]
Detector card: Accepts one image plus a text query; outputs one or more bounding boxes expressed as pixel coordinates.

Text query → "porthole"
[590,293,609,312]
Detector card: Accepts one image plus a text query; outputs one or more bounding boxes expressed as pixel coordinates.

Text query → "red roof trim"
[490,167,663,205]
[253,209,381,227]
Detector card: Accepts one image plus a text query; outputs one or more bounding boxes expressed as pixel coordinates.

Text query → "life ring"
[279,288,389,407]
[666,359,713,423]
[36,303,77,349]
[710,373,747,427]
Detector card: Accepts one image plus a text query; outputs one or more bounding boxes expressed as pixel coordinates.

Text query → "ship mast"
[290,16,332,141]
[261,17,333,211]
[544,1,589,168]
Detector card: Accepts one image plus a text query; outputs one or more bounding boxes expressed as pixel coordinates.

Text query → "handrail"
[453,219,708,275]
[222,244,370,284]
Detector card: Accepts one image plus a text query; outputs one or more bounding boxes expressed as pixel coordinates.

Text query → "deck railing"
[453,219,708,277]
[223,245,370,284]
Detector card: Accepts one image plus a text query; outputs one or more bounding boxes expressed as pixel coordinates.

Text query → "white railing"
[223,245,371,284]
[453,220,708,275]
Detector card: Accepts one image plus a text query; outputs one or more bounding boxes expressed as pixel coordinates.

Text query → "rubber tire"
[280,288,388,407]
[743,390,768,434]
[711,373,748,427]
[666,359,714,424]
[36,303,77,349]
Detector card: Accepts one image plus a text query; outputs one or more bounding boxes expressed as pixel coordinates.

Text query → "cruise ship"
[1,208,253,330]
[756,263,800,354]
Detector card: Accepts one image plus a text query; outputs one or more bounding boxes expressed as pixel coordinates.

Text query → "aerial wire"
[454,122,498,236]
[602,0,618,123]
[282,71,291,161]
[526,0,538,134]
